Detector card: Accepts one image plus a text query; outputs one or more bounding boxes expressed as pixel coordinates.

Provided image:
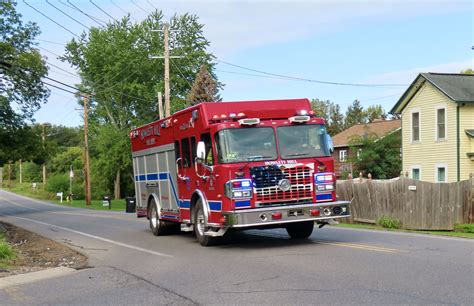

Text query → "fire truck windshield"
[277,124,330,159]
[215,127,277,163]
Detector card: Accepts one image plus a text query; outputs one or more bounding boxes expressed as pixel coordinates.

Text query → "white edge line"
[5,215,173,258]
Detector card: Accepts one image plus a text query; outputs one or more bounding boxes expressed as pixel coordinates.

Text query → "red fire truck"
[130,99,350,246]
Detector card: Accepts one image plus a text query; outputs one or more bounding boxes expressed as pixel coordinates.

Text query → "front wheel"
[149,199,167,236]
[286,221,314,239]
[194,200,221,246]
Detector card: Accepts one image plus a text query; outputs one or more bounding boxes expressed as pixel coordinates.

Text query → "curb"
[0,267,76,289]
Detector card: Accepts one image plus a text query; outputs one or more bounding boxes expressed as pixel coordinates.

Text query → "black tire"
[193,199,220,246]
[149,199,167,236]
[286,221,315,239]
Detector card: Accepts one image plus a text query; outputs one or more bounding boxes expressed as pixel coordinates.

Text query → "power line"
[36,39,66,46]
[45,0,89,29]
[130,0,149,15]
[24,0,80,38]
[214,59,409,87]
[90,0,117,22]
[62,0,106,26]
[110,0,137,22]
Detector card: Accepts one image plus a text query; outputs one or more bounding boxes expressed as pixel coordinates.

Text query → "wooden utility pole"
[41,124,46,189]
[8,161,12,189]
[157,91,164,119]
[83,96,91,205]
[163,23,170,117]
[149,24,182,118]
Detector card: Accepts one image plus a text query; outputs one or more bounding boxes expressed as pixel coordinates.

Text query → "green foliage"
[376,216,401,229]
[454,224,474,233]
[365,105,386,122]
[348,129,401,179]
[310,99,345,136]
[14,161,41,182]
[460,68,473,74]
[345,99,366,128]
[48,147,83,175]
[0,1,49,128]
[0,241,15,262]
[45,173,69,194]
[186,65,221,105]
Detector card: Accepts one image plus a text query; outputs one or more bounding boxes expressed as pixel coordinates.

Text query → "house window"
[412,112,420,142]
[412,168,420,180]
[357,148,362,160]
[435,164,447,182]
[436,108,446,140]
[339,150,347,162]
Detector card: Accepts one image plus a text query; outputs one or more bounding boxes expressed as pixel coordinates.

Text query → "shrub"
[45,173,69,194]
[377,215,401,229]
[454,224,474,233]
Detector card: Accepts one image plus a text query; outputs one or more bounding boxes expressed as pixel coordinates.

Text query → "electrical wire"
[23,0,80,38]
[110,0,137,22]
[130,0,149,15]
[63,0,106,26]
[214,59,409,87]
[90,0,117,22]
[45,0,89,29]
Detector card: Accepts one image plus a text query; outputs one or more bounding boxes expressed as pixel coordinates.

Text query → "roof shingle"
[332,119,401,148]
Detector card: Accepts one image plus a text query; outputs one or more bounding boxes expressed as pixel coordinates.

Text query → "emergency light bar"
[238,118,260,126]
[289,115,310,123]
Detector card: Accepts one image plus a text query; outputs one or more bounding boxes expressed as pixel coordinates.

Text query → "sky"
[14,0,474,127]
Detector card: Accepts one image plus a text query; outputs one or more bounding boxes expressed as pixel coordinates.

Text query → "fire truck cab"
[130,99,350,246]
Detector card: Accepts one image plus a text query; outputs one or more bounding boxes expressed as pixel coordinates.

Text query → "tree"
[310,99,330,123]
[365,105,386,122]
[62,12,218,199]
[186,65,221,105]
[348,130,401,179]
[0,1,49,129]
[328,103,345,135]
[460,68,473,74]
[345,99,366,128]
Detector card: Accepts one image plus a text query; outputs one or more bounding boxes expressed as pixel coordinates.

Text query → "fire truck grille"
[251,165,313,204]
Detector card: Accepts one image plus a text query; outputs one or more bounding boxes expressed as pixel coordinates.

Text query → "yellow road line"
[315,240,406,253]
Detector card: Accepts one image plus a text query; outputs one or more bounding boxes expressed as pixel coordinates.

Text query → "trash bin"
[125,197,136,213]
[102,196,111,209]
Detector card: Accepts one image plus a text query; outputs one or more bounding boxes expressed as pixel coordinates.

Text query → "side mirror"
[326,134,334,154]
[196,141,206,161]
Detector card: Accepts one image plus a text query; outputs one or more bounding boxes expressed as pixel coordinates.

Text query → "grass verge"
[1,182,126,212]
[0,232,16,270]
[336,223,474,239]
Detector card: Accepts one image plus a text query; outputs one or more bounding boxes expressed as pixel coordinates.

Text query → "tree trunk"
[114,170,121,200]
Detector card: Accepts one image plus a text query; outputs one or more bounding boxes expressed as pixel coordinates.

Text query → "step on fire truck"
[130,99,350,246]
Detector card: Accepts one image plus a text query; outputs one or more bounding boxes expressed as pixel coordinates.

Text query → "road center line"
[314,240,405,253]
[2,215,173,258]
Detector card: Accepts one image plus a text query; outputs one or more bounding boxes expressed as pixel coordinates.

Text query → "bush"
[377,215,401,229]
[454,224,474,233]
[45,173,69,194]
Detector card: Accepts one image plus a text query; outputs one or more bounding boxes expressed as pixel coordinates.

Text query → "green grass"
[1,182,127,212]
[453,223,474,234]
[376,216,401,229]
[0,232,15,269]
[336,223,474,239]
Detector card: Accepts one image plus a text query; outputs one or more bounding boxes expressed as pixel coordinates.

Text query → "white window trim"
[339,149,347,162]
[434,163,448,183]
[434,104,447,141]
[410,107,421,144]
[410,165,421,180]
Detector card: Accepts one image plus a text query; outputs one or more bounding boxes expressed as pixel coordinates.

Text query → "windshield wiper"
[285,153,310,157]
[247,155,273,161]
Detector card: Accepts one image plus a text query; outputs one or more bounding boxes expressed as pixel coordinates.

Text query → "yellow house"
[390,73,474,182]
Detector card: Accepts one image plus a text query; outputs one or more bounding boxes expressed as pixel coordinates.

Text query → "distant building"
[390,73,474,182]
[331,119,401,177]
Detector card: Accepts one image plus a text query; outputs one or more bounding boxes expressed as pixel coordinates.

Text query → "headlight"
[225,179,253,199]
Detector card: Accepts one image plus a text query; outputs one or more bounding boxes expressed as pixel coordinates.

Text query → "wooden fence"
[336,175,474,230]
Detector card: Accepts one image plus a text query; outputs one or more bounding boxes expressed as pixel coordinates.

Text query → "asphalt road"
[0,189,473,305]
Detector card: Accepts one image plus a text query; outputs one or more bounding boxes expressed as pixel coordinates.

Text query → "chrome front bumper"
[223,201,351,228]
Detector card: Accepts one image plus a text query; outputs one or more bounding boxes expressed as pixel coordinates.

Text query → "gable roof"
[332,119,401,148]
[390,73,474,114]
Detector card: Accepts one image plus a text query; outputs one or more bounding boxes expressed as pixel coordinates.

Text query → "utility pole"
[83,95,91,206]
[8,160,12,189]
[149,23,183,118]
[157,91,164,119]
[41,124,46,189]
